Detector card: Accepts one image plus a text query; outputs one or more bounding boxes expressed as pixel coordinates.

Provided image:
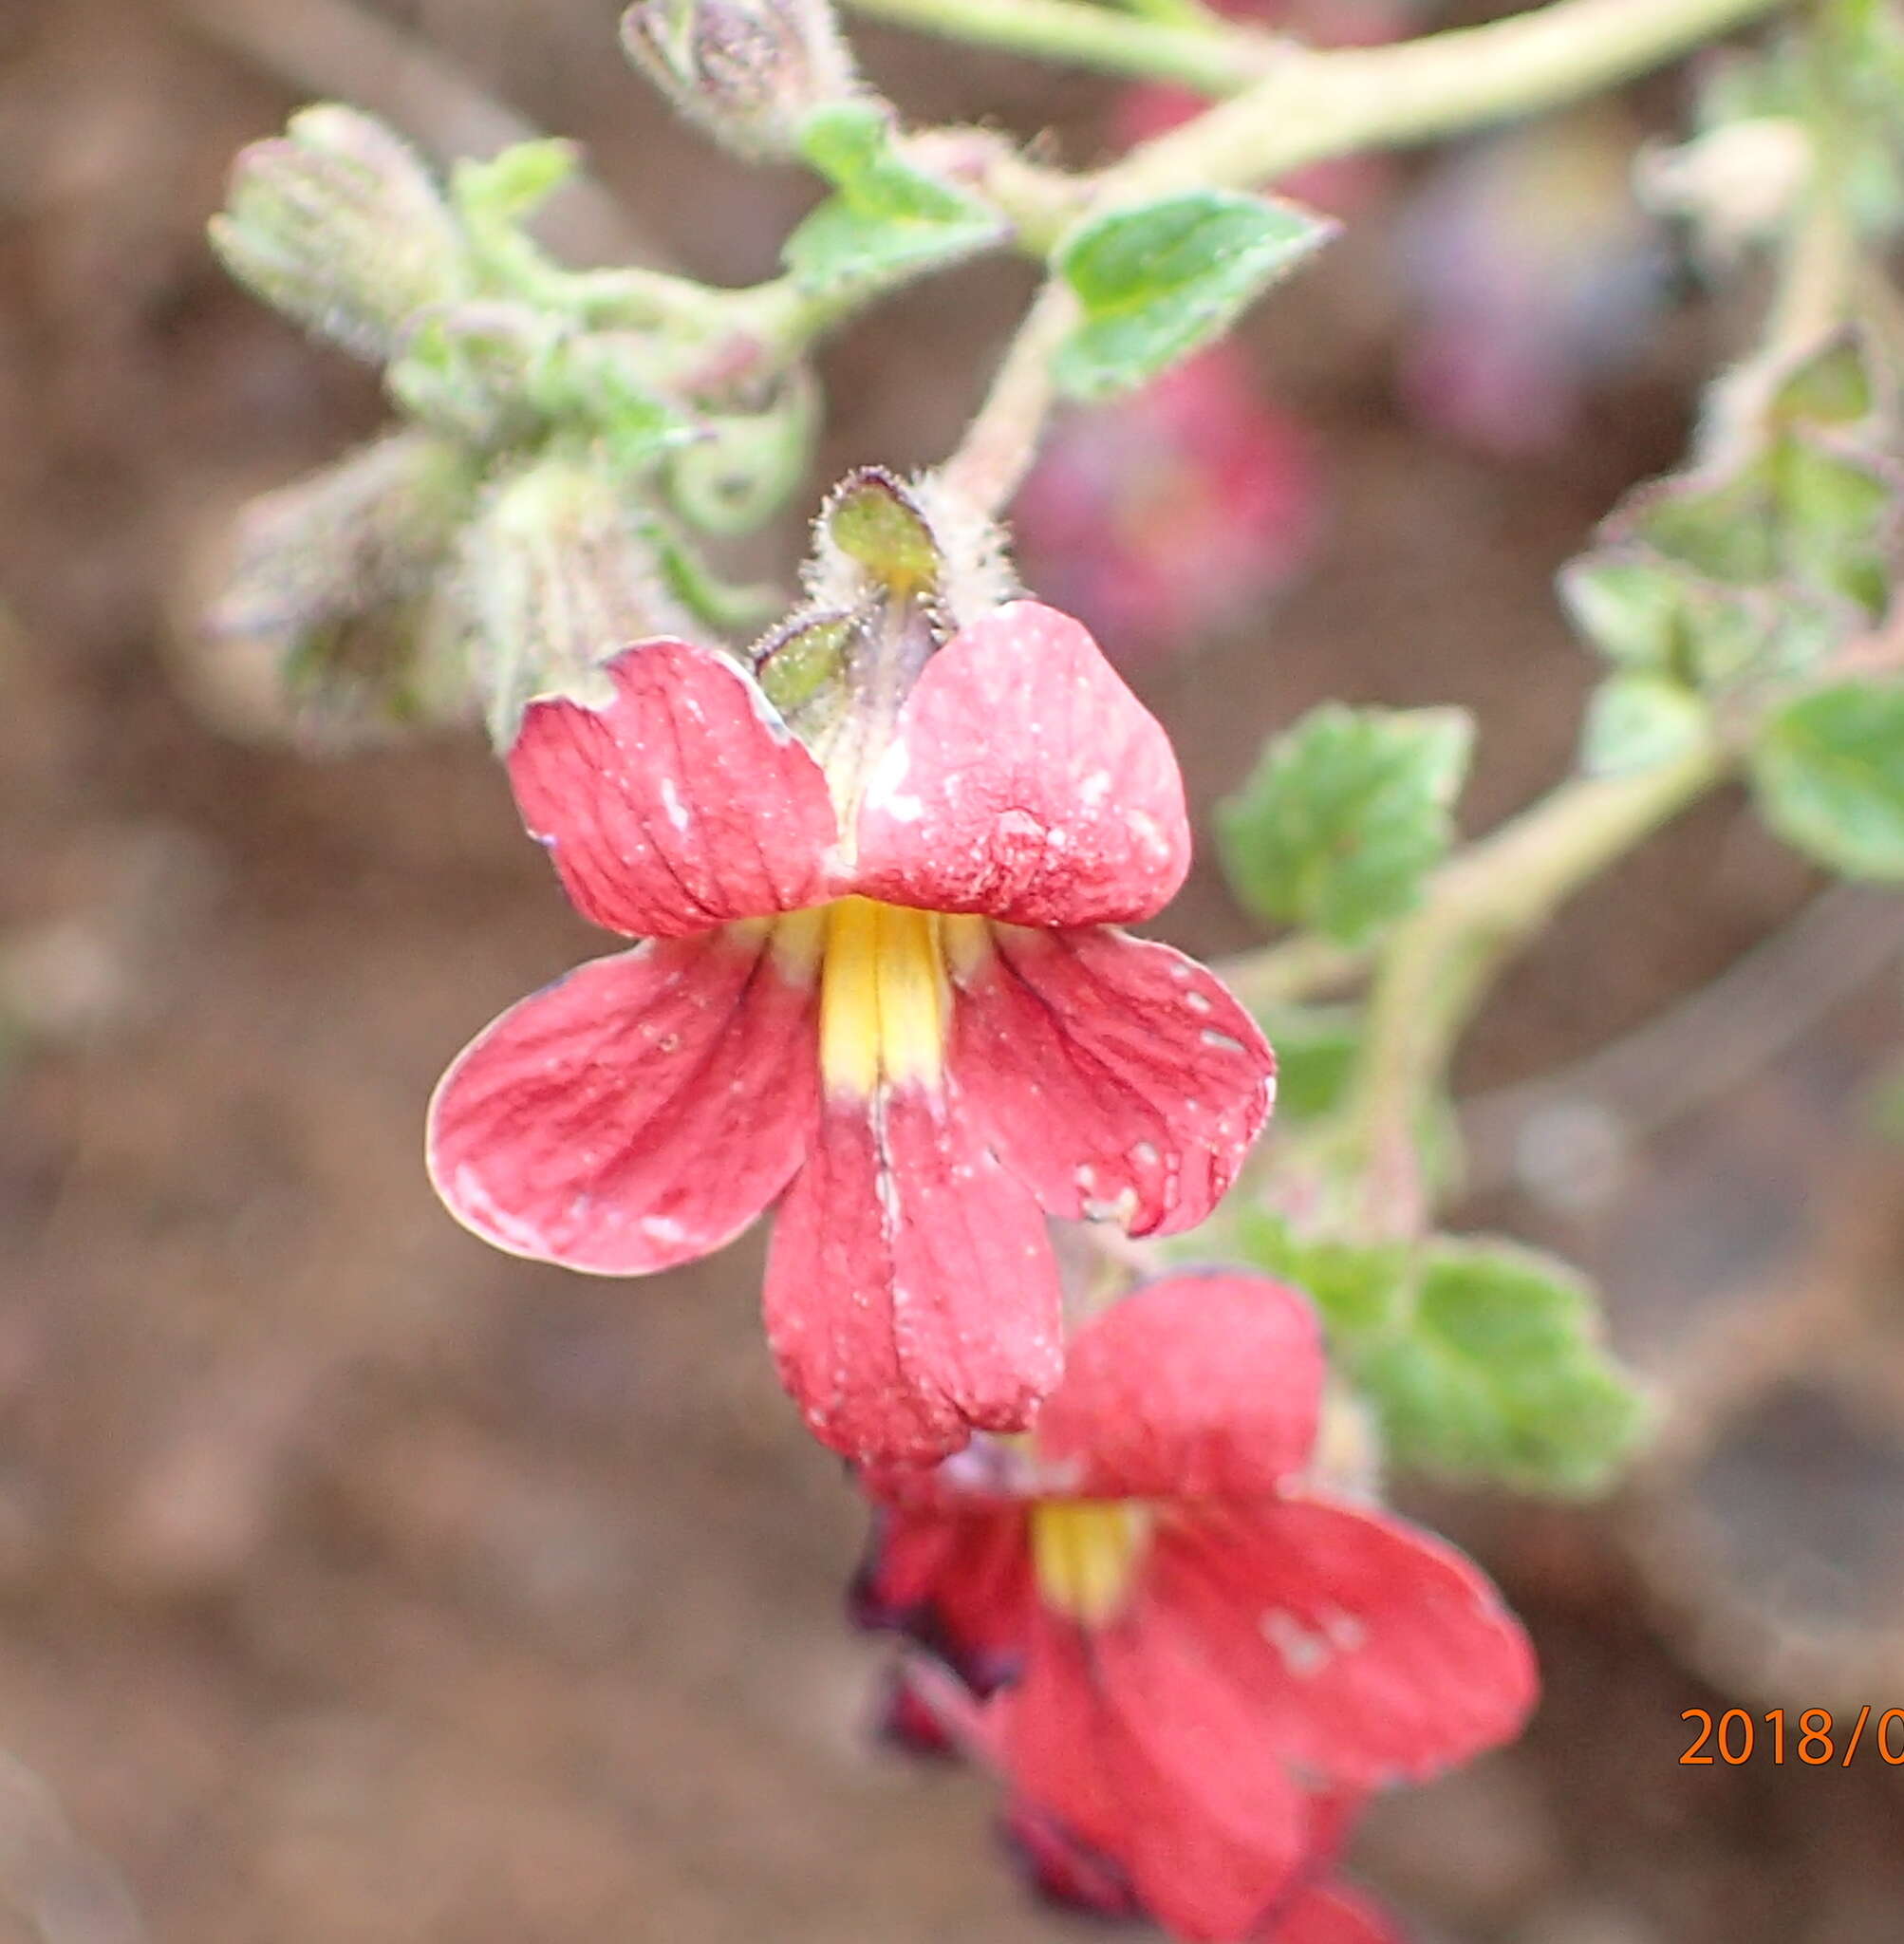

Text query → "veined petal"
[852,602,1190,927]
[508,638,840,939]
[428,926,817,1274]
[1004,1606,1315,1942]
[1148,1502,1539,1790]
[949,925,1274,1237]
[1034,1274,1323,1502]
[849,1505,1036,1695]
[764,1090,1063,1465]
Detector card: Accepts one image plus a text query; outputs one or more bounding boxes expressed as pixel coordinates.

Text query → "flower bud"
[620,0,855,159]
[191,430,482,746]
[450,452,694,746]
[210,105,472,362]
[211,429,478,640]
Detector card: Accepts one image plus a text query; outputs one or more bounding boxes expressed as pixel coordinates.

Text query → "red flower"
[854,1273,1538,1941]
[427,603,1275,1464]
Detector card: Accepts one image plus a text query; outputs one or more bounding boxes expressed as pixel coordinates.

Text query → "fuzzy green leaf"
[1251,1005,1361,1122]
[1218,704,1473,945]
[784,102,1003,296]
[1751,679,1904,879]
[1052,190,1334,401]
[1357,1239,1647,1495]
[1232,1209,1410,1343]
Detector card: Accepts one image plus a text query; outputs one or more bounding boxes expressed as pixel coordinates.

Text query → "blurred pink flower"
[1014,346,1321,663]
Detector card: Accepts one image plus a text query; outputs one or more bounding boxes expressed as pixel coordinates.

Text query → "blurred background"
[2,0,1903,1938]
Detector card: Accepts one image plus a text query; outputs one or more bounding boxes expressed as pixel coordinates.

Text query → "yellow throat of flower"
[1031,1501,1151,1626]
[809,896,986,1097]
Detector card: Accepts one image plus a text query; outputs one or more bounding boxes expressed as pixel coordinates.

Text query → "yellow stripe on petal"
[819,897,949,1096]
[1031,1500,1151,1626]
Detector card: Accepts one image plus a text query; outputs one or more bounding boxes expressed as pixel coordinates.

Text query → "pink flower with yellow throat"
[854,1271,1538,1939]
[427,472,1275,1465]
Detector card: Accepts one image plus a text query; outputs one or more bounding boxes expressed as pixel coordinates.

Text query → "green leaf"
[783,102,1003,296]
[1580,673,1708,776]
[1557,555,1687,668]
[1751,679,1904,879]
[1217,704,1473,945]
[528,335,700,472]
[1052,190,1334,401]
[451,140,578,230]
[1357,1239,1647,1495]
[1231,1209,1410,1344]
[1252,1005,1360,1122]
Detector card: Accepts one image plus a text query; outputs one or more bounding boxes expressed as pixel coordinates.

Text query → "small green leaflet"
[1052,189,1334,401]
[1218,704,1473,946]
[1354,1239,1647,1496]
[784,102,1004,296]
[1580,672,1708,776]
[1238,1213,1646,1495]
[1750,679,1904,879]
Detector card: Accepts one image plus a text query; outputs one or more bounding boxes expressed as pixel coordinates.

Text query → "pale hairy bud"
[192,431,482,747]
[211,429,479,640]
[210,106,472,361]
[452,452,695,747]
[620,0,856,159]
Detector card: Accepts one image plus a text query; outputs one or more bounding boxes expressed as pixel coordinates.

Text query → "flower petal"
[849,1505,1035,1695]
[428,927,815,1274]
[852,601,1190,926]
[764,1090,1063,1464]
[1004,1607,1315,1942]
[1148,1501,1539,1790]
[509,638,839,938]
[1033,1274,1323,1500]
[1277,1883,1404,1944]
[950,924,1274,1236]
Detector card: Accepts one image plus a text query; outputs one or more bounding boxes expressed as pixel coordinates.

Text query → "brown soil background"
[2,3,1902,1940]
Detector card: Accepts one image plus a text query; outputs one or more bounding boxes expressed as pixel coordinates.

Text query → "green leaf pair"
[1217,704,1474,946]
[1237,1211,1647,1495]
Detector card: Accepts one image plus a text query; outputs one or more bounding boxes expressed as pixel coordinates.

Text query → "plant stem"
[1113,0,1227,28]
[1116,0,1789,196]
[1345,739,1727,1232]
[936,279,1081,514]
[1217,932,1370,1012]
[843,0,1279,91]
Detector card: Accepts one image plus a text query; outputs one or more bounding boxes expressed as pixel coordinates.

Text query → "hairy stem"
[1345,740,1727,1233]
[843,0,1279,91]
[936,280,1080,514]
[1117,0,1789,195]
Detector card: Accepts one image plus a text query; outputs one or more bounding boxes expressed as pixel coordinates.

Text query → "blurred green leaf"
[784,102,1003,296]
[1560,332,1900,696]
[1358,1239,1647,1495]
[1217,704,1473,945]
[1581,672,1708,776]
[1233,1208,1410,1342]
[1751,679,1904,878]
[1052,190,1334,401]
[1253,1005,1361,1122]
